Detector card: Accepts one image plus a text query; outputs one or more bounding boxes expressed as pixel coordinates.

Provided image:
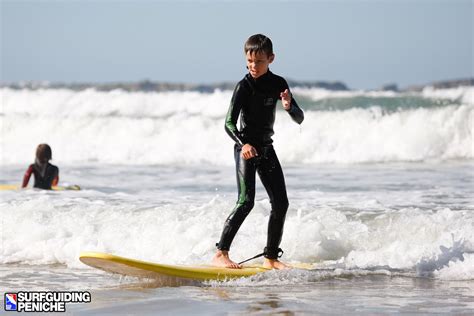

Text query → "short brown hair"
[36,143,52,163]
[244,34,273,57]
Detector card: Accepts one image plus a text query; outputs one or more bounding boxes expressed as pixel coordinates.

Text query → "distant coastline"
[1,78,472,93]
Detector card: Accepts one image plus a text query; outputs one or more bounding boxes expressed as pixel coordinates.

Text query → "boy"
[22,143,59,190]
[212,34,304,269]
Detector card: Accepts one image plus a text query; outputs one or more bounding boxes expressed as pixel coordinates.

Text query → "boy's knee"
[239,200,255,212]
[271,198,288,214]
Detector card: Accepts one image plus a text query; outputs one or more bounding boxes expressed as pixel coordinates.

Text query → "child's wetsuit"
[217,70,304,259]
[22,162,59,190]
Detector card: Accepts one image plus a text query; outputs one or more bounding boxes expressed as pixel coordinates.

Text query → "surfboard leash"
[238,248,284,265]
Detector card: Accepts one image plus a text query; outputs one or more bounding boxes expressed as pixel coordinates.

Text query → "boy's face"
[246,51,274,79]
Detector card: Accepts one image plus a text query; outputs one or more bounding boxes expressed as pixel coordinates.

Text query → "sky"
[1,0,472,89]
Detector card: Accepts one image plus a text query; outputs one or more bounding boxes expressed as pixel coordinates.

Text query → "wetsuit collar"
[248,69,272,83]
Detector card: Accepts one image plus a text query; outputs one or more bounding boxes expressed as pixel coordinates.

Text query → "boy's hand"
[241,144,258,160]
[280,89,292,110]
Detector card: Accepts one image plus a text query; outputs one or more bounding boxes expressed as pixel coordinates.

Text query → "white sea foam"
[342,208,473,271]
[421,86,474,106]
[1,192,472,281]
[434,253,474,281]
[275,104,473,163]
[293,85,474,105]
[291,87,399,100]
[1,87,472,165]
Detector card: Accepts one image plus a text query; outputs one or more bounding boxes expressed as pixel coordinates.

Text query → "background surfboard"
[0,184,81,191]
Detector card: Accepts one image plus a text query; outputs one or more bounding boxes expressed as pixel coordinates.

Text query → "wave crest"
[1,87,472,165]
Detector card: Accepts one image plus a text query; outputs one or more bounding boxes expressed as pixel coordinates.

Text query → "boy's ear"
[269,54,275,63]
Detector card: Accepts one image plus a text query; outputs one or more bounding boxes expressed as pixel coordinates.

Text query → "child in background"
[22,144,59,190]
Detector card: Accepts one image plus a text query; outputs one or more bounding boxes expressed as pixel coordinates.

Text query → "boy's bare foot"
[212,250,241,269]
[263,258,290,270]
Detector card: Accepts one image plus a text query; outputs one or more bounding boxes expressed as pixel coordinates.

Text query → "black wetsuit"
[23,162,59,190]
[216,70,304,259]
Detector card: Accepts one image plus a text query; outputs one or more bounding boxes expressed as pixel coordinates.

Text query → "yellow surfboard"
[79,252,270,281]
[0,184,81,191]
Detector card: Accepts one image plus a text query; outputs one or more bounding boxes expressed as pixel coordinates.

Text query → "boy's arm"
[224,83,246,147]
[281,88,304,124]
[22,165,33,188]
[287,97,304,124]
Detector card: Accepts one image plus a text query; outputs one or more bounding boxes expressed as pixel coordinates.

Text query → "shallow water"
[2,264,474,314]
[1,161,473,314]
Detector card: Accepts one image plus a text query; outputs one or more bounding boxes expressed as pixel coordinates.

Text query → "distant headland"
[1,78,472,93]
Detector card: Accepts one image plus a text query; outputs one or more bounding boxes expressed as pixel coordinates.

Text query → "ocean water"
[1,86,473,314]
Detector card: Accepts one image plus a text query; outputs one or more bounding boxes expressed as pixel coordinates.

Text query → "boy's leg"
[216,145,257,252]
[257,146,289,260]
